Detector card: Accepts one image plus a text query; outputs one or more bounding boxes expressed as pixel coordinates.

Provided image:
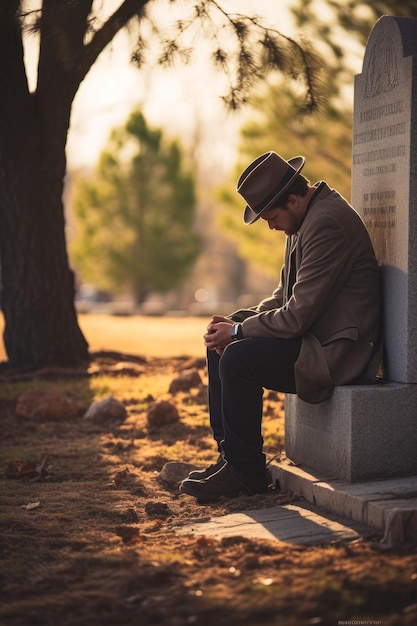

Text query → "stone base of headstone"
[284,383,417,482]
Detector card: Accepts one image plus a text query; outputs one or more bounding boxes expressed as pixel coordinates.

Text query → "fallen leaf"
[21,501,41,510]
[4,457,49,481]
[113,467,130,486]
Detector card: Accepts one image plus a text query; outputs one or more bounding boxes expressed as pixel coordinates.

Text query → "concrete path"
[178,500,372,545]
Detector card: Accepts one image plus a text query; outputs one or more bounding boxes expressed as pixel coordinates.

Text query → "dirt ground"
[1,327,417,625]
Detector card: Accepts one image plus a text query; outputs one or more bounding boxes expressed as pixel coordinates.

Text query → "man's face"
[261,195,302,236]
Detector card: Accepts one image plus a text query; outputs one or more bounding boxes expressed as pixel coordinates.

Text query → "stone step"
[270,460,417,546]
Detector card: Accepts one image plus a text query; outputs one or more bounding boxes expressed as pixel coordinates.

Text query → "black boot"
[187,454,225,480]
[179,461,268,502]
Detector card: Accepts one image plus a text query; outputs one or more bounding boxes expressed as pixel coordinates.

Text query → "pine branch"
[82,0,149,78]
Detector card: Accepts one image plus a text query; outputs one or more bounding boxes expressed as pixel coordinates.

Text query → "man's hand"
[204,315,234,353]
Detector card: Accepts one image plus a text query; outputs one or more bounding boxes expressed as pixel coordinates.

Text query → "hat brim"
[243,156,305,225]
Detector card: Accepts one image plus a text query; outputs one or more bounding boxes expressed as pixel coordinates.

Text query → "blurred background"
[7,0,411,359]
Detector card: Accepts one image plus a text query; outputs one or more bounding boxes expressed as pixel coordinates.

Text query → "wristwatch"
[231,322,242,341]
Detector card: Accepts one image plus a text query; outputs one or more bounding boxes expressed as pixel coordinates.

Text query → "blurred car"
[75,284,113,314]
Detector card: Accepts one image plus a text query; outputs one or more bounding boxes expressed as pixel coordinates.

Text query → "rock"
[145,501,172,519]
[189,385,208,406]
[146,400,179,427]
[180,357,206,370]
[105,362,145,376]
[83,396,127,421]
[168,368,202,393]
[115,508,139,524]
[15,387,79,420]
[158,461,198,488]
[115,526,142,545]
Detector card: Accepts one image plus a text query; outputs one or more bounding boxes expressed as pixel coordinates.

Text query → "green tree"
[0,0,321,370]
[72,111,200,305]
[291,0,417,102]
[293,0,417,47]
[219,0,417,277]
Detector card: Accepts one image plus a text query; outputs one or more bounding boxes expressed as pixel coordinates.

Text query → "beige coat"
[231,182,381,403]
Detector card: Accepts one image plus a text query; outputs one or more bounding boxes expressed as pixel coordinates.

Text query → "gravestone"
[283,16,417,482]
[352,15,417,384]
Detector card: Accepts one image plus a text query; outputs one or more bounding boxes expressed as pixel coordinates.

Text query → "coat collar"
[305,181,328,217]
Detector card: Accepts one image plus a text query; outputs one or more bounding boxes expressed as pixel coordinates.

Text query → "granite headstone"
[352,15,417,383]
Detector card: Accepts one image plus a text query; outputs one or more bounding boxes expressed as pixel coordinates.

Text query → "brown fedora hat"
[237,152,305,225]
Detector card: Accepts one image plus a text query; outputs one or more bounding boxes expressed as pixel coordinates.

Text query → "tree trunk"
[0,110,89,369]
[0,0,151,369]
[0,3,89,369]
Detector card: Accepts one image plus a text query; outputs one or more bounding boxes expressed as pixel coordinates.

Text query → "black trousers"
[207,337,302,475]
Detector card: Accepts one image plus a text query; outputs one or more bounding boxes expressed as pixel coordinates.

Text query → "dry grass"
[0,314,210,362]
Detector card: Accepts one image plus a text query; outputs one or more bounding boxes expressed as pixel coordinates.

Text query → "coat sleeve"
[240,213,355,338]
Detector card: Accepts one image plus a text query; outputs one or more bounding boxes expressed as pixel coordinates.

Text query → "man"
[179,151,381,502]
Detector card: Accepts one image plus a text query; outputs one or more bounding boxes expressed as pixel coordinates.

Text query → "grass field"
[0,313,211,361]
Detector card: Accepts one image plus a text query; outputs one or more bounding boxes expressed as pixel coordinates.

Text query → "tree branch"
[197,0,323,112]
[82,0,149,79]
